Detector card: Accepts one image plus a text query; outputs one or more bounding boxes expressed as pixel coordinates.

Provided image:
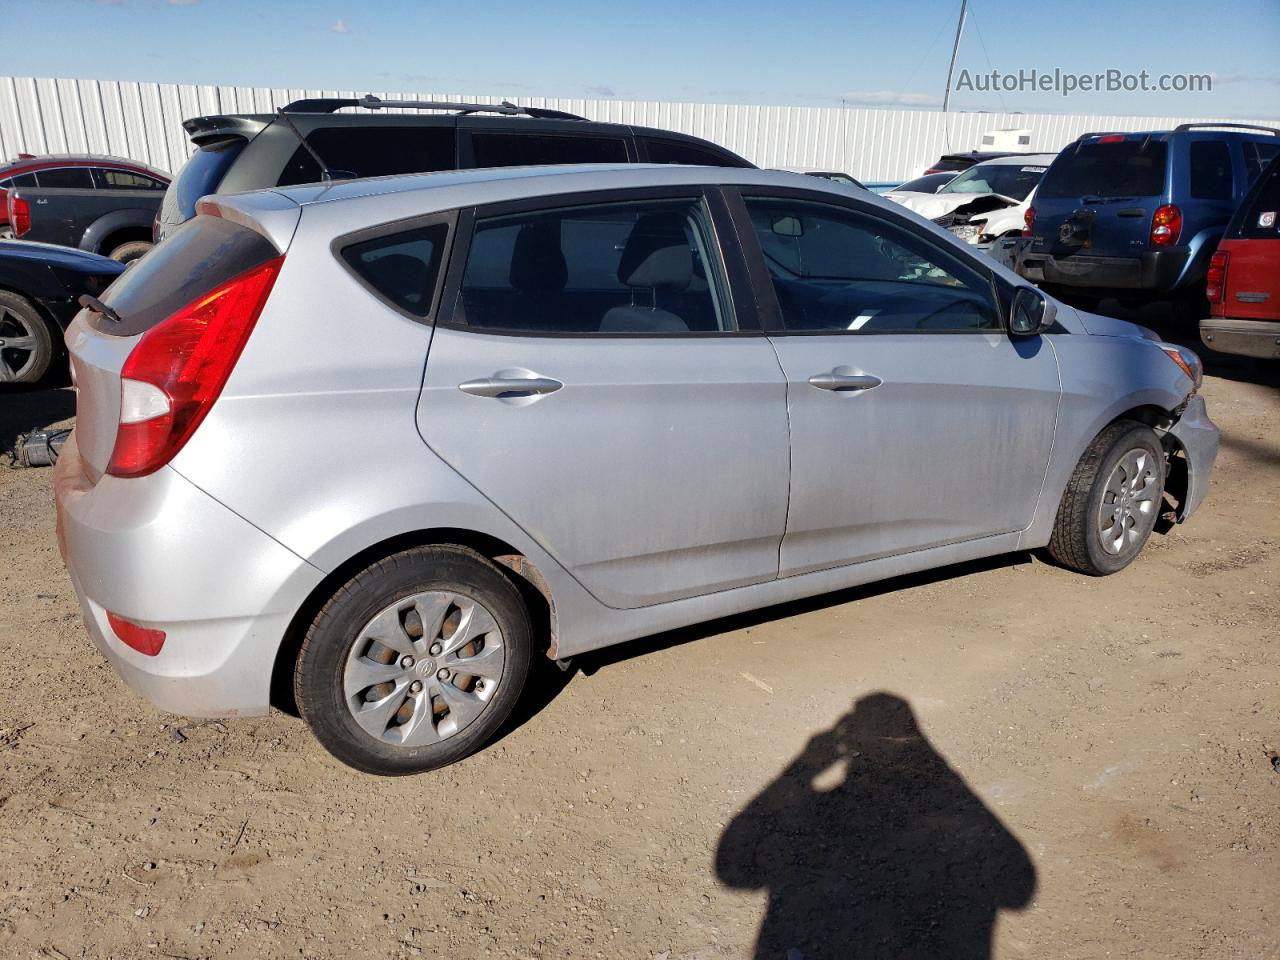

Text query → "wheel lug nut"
[437,668,451,681]
[429,643,442,656]
[410,680,423,694]
[400,655,415,669]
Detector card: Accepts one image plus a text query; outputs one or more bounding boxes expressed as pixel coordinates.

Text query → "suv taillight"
[1150,204,1182,247]
[1206,250,1229,303]
[9,194,30,237]
[1022,206,1035,238]
[107,255,283,478]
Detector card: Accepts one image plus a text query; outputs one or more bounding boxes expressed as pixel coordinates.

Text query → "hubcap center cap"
[414,659,435,678]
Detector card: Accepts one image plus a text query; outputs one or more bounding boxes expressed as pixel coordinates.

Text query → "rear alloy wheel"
[295,545,532,775]
[0,290,55,385]
[1048,420,1165,575]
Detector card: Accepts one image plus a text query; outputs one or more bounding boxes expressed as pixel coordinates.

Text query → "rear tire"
[0,290,56,385]
[1047,420,1165,576]
[294,545,533,775]
[107,240,152,263]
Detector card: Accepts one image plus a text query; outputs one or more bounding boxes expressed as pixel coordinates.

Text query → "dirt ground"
[1,312,1277,960]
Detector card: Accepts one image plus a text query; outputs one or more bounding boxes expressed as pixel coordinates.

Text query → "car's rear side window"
[341,223,450,317]
[640,137,746,167]
[0,172,37,188]
[470,133,628,168]
[278,126,457,186]
[1244,142,1280,184]
[1189,141,1233,201]
[93,168,167,190]
[99,214,278,336]
[456,198,732,335]
[1038,141,1168,198]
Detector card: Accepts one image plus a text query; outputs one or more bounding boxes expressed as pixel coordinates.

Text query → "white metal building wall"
[2,75,1275,182]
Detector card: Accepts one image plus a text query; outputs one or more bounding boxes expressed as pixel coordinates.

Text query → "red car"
[1201,156,1280,360]
[0,153,169,237]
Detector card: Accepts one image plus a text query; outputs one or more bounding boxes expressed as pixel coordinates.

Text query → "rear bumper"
[1199,316,1280,360]
[1018,248,1190,293]
[54,431,324,717]
[1168,395,1219,523]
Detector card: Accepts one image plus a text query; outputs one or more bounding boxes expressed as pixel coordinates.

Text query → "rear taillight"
[1022,206,1035,238]
[1206,250,1229,302]
[1097,134,1126,144]
[107,612,166,656]
[9,194,30,237]
[106,255,283,478]
[1150,204,1182,247]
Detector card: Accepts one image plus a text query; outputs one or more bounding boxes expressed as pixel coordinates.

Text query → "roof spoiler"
[181,114,270,146]
[279,94,587,121]
[1173,122,1279,136]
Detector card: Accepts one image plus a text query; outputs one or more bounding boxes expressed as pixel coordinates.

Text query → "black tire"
[0,289,56,385]
[294,545,533,775]
[107,240,152,263]
[1047,420,1166,576]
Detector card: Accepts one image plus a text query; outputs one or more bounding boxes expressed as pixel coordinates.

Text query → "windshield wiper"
[78,294,122,325]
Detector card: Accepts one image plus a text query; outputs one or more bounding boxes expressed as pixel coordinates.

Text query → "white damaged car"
[887,153,1056,249]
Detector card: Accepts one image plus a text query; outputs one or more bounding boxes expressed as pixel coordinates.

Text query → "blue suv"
[1018,124,1279,314]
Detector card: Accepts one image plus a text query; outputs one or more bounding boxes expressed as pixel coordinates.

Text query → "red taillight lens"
[9,194,31,237]
[106,255,283,478]
[1206,250,1229,302]
[106,611,166,656]
[1150,204,1182,248]
[1097,134,1126,144]
[1022,206,1036,238]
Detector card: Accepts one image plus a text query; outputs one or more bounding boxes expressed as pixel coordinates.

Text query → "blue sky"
[8,0,1279,118]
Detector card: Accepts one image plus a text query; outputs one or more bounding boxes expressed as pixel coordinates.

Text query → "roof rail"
[280,94,587,121]
[1173,121,1279,136]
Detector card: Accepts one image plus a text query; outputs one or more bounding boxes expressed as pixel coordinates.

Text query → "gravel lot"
[1,313,1277,960]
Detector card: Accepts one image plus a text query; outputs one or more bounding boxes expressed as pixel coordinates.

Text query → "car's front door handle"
[808,372,883,392]
[458,376,564,398]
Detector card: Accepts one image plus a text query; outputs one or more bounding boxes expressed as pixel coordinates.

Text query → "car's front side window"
[456,197,733,335]
[742,196,1001,333]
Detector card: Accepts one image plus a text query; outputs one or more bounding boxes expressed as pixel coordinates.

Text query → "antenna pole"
[942,0,968,113]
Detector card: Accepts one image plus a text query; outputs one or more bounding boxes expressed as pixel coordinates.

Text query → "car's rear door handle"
[808,372,882,392]
[458,376,563,398]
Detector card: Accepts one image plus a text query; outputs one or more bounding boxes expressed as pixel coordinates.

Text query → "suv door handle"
[458,376,563,398]
[808,372,882,392]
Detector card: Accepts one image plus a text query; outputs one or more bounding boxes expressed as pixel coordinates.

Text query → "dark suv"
[1017,124,1279,314]
[156,96,752,240]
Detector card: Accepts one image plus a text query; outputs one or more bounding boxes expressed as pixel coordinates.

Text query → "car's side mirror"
[1009,286,1056,336]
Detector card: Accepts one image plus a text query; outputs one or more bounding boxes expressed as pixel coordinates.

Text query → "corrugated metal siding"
[2,75,1275,182]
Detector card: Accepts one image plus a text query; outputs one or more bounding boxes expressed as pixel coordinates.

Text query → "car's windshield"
[939,163,1047,201]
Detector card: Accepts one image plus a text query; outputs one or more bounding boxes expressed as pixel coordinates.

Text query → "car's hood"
[889,191,1018,218]
[1074,309,1160,341]
[0,240,123,272]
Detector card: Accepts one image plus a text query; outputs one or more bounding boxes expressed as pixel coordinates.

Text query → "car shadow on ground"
[0,386,75,457]
[715,691,1037,960]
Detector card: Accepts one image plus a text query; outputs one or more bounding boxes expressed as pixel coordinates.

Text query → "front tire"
[294,545,533,775]
[1047,420,1165,576]
[107,240,152,263]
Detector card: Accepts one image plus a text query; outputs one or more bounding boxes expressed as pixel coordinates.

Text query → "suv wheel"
[295,545,533,775]
[0,290,56,385]
[107,240,153,263]
[1047,420,1165,576]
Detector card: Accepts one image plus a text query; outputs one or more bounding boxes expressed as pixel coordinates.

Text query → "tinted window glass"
[1189,141,1233,201]
[743,197,1000,333]
[0,172,38,188]
[94,168,166,190]
[36,167,94,189]
[458,199,731,334]
[1231,159,1280,240]
[640,137,744,167]
[939,162,1047,201]
[172,140,247,220]
[894,173,955,194]
[1038,141,1168,198]
[279,125,456,186]
[1244,142,1280,184]
[470,133,627,168]
[342,223,449,316]
[99,214,277,336]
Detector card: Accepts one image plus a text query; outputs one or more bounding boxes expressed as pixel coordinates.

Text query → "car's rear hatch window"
[1038,140,1168,198]
[162,139,247,224]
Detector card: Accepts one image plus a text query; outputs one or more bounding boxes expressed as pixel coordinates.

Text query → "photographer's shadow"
[716,693,1036,960]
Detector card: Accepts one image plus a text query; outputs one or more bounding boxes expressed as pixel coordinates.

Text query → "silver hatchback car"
[56,164,1218,774]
